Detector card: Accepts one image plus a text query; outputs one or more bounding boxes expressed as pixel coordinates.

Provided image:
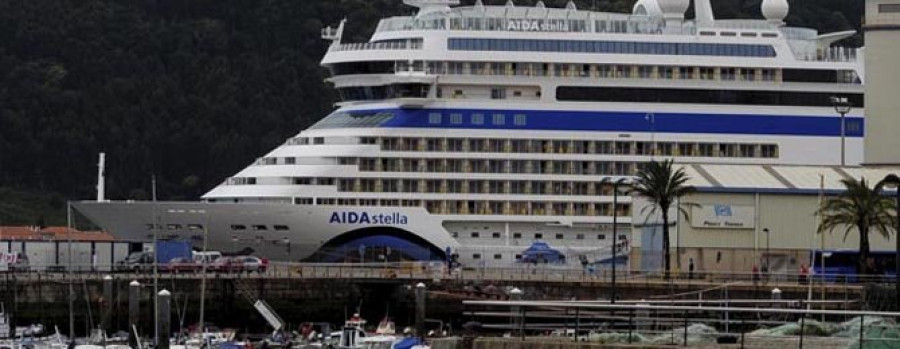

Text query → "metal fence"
[462,300,900,348]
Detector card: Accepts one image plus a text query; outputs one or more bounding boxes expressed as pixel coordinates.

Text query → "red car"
[164,257,202,273]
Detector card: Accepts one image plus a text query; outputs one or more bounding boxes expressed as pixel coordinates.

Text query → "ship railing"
[329,40,423,52]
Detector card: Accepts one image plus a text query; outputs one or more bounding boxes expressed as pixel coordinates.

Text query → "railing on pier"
[462,300,900,347]
[1,261,889,287]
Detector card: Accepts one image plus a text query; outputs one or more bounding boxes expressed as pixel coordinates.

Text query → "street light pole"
[604,178,629,304]
[830,96,852,167]
[879,174,900,310]
[763,228,771,276]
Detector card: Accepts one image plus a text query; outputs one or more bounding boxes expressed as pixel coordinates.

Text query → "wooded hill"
[0,0,862,224]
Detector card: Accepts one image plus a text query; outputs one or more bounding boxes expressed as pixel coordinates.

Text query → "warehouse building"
[629,164,900,276]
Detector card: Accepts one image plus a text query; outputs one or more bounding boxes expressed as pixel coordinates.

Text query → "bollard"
[158,289,171,349]
[415,283,426,338]
[771,288,782,300]
[509,288,523,339]
[103,275,113,333]
[129,280,141,348]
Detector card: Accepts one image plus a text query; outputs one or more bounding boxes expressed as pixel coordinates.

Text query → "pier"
[0,263,872,337]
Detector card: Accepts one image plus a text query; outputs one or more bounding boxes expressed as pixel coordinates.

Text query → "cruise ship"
[74,0,864,268]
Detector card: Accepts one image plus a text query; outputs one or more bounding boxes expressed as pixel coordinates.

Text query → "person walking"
[799,263,809,284]
[688,258,695,280]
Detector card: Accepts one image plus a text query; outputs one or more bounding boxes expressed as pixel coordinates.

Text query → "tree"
[631,160,696,279]
[817,178,896,275]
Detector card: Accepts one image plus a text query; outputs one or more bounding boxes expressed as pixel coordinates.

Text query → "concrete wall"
[864,0,900,165]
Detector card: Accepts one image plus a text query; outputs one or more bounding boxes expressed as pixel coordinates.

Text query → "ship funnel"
[96,152,106,202]
[693,0,715,26]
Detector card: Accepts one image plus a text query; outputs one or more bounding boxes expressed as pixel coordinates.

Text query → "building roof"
[682,164,900,194]
[0,226,114,242]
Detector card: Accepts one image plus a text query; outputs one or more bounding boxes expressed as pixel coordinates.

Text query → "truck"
[115,240,193,272]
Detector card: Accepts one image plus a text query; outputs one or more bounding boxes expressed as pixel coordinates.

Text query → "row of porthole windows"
[229,224,291,231]
[453,231,627,241]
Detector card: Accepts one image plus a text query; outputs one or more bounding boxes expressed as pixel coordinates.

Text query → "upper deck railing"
[329,40,424,52]
[374,13,681,36]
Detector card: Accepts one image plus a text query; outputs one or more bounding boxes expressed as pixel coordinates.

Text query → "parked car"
[192,251,223,264]
[163,257,201,273]
[115,251,153,272]
[233,256,269,273]
[211,256,269,273]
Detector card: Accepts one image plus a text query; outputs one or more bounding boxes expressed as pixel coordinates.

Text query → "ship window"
[577,234,585,240]
[555,234,564,240]
[309,111,395,130]
[473,253,481,259]
[450,113,463,124]
[880,4,900,12]
[428,113,442,124]
[490,88,506,100]
[313,137,324,144]
[534,233,543,239]
[230,224,246,230]
[167,224,182,230]
[188,224,204,230]
[285,157,296,165]
[471,232,480,238]
[513,233,522,239]
[514,114,527,126]
[274,225,289,231]
[492,232,501,239]
[471,113,484,125]
[597,234,606,240]
[451,232,459,238]
[761,32,778,38]
[494,254,502,260]
[253,225,267,231]
[492,114,506,125]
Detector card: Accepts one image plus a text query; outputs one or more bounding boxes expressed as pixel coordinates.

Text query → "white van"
[192,251,222,264]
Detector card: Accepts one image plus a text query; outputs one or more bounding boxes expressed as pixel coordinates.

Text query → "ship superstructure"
[75,0,865,268]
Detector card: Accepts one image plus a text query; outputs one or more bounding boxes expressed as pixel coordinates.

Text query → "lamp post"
[830,96,852,167]
[879,174,900,310]
[603,177,630,304]
[763,228,771,276]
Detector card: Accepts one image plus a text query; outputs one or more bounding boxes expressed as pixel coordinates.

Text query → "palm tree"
[632,160,696,279]
[818,178,896,275]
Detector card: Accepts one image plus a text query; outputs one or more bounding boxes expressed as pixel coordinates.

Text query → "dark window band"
[449,38,776,58]
[556,86,863,108]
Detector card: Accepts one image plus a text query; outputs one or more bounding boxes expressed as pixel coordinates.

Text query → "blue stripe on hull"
[377,108,865,137]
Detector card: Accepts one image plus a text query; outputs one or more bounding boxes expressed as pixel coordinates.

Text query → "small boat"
[337,314,367,349]
[374,319,395,336]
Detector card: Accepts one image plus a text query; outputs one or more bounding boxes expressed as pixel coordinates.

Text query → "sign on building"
[691,204,755,230]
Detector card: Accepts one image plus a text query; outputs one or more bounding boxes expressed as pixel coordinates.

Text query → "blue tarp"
[155,240,192,263]
[518,241,565,264]
[392,337,421,349]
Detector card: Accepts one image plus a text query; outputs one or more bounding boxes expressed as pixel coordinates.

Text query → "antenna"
[96,153,106,202]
